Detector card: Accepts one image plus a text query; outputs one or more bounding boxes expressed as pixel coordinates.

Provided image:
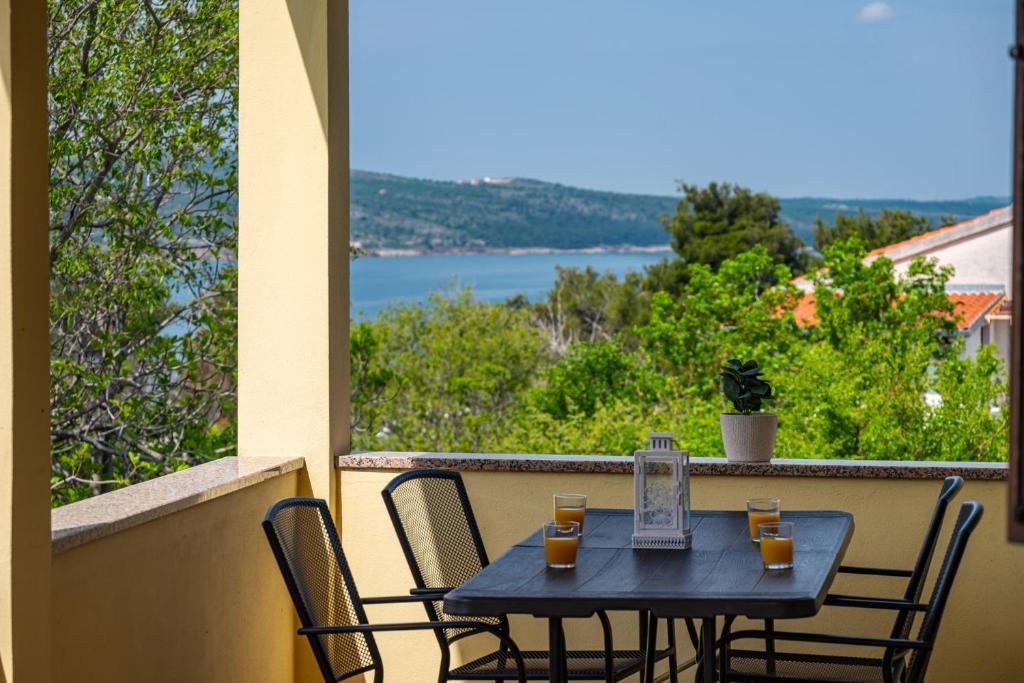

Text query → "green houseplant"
[719,359,778,463]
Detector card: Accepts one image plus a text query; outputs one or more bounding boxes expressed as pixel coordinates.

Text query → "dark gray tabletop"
[444,509,854,620]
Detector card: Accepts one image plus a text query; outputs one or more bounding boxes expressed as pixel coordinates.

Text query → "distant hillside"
[780,196,1010,246]
[351,170,1008,252]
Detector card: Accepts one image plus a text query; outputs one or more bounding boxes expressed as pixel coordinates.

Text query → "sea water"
[350,251,666,320]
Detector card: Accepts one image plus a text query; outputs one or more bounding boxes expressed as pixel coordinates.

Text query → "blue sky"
[350,0,1013,199]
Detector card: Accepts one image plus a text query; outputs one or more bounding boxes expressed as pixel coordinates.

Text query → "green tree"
[810,239,956,357]
[638,246,801,395]
[775,240,995,461]
[660,181,807,282]
[533,266,649,352]
[923,345,1008,461]
[352,289,548,453]
[813,209,933,252]
[532,340,664,419]
[48,0,238,504]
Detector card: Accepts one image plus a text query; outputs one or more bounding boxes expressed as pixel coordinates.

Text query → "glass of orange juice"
[554,493,587,535]
[758,522,794,570]
[544,521,580,569]
[747,498,781,542]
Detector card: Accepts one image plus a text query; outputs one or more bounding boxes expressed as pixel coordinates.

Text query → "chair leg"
[685,618,700,651]
[665,618,679,683]
[494,643,507,683]
[718,616,735,683]
[438,644,450,683]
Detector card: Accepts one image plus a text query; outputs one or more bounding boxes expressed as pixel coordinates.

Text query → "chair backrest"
[382,469,500,641]
[905,500,984,683]
[890,476,964,641]
[263,498,382,683]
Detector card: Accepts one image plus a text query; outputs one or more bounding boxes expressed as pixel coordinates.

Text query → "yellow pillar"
[237,0,349,507]
[0,0,51,681]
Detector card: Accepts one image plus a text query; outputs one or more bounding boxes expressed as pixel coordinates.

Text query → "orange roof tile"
[791,290,1004,331]
[866,206,1011,258]
[947,291,1005,331]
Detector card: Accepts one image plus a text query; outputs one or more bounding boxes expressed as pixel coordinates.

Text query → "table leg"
[548,617,564,683]
[699,618,716,683]
[643,612,659,683]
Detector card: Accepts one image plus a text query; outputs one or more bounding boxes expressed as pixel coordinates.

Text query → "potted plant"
[719,358,777,463]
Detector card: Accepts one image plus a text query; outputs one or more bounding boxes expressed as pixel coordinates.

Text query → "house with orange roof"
[792,205,1012,369]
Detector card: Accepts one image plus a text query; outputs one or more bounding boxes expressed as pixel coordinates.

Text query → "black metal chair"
[832,476,964,612]
[715,500,984,683]
[263,497,527,683]
[381,469,681,682]
[695,476,964,681]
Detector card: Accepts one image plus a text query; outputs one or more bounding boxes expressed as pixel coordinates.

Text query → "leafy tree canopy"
[532,340,664,420]
[49,0,238,504]
[661,181,808,281]
[813,208,933,252]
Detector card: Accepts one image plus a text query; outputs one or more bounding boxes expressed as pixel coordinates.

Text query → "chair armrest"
[838,565,913,578]
[825,594,929,611]
[410,587,455,595]
[723,629,931,652]
[362,594,447,605]
[299,619,498,636]
[298,620,526,681]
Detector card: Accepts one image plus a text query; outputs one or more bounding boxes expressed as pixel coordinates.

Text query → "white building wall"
[888,223,1012,292]
[961,327,981,360]
[992,318,1012,373]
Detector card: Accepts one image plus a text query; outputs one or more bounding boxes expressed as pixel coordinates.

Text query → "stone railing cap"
[51,456,305,554]
[335,451,1006,481]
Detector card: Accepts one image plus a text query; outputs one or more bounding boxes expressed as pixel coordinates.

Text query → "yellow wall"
[51,470,303,683]
[340,468,1024,683]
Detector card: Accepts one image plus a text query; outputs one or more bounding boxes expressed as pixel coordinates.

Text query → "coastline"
[357,244,673,258]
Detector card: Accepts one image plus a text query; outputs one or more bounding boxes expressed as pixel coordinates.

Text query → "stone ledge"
[335,451,1006,480]
[51,456,305,554]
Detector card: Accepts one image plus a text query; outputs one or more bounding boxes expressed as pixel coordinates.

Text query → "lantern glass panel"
[640,457,679,530]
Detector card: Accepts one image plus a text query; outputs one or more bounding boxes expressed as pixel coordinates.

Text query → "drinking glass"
[543,521,580,569]
[758,521,795,570]
[747,498,781,542]
[554,493,587,535]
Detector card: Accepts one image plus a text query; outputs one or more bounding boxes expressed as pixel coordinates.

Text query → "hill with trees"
[352,170,1008,252]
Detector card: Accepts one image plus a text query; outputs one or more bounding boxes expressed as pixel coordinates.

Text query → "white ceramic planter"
[720,413,778,463]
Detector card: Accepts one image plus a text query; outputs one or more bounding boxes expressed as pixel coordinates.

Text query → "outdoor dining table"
[443,508,854,683]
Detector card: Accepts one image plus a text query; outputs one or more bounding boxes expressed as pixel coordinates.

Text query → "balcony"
[2,1,1023,682]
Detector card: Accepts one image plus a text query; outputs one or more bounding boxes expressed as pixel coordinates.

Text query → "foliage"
[48,0,239,504]
[813,209,933,252]
[637,246,800,396]
[532,340,664,419]
[531,266,649,353]
[660,181,808,280]
[352,242,1007,464]
[809,239,956,357]
[721,360,773,414]
[350,289,548,453]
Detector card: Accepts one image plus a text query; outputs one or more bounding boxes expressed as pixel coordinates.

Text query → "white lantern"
[632,432,692,549]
